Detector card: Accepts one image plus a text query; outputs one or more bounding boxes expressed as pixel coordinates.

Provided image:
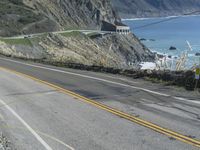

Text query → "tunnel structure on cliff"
[101,21,130,35]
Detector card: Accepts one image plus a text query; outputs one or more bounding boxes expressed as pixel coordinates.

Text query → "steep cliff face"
[0,0,120,36]
[111,0,200,18]
[23,0,120,28]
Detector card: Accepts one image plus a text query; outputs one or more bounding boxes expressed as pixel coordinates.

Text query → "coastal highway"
[0,56,200,149]
[1,30,114,40]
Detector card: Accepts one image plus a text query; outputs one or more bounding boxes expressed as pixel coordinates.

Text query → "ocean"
[123,15,200,68]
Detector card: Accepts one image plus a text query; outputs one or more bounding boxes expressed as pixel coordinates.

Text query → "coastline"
[121,14,200,21]
[123,14,200,70]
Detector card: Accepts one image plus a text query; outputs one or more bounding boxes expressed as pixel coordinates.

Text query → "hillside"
[0,32,154,68]
[111,0,200,18]
[0,0,120,36]
[0,0,155,69]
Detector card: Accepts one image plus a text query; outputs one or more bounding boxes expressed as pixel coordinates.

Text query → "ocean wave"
[188,54,195,57]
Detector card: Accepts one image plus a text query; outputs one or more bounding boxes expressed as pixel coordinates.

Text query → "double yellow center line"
[1,66,200,148]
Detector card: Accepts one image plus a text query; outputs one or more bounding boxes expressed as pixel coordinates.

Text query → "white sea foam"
[124,14,200,69]
[188,53,195,57]
[140,62,156,70]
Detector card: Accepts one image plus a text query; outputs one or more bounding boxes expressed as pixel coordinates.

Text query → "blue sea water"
[123,15,200,67]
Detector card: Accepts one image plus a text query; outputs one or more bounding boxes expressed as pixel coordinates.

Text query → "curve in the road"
[0,66,200,148]
[0,58,170,97]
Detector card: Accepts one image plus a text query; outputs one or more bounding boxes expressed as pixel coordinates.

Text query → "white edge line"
[0,58,170,97]
[0,98,53,150]
[173,96,200,105]
[38,131,75,150]
[94,73,139,84]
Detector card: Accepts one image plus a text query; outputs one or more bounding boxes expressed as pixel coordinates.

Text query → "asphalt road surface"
[0,56,200,150]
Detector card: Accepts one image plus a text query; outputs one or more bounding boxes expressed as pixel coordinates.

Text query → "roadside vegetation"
[0,38,32,46]
[86,32,101,38]
[59,31,82,37]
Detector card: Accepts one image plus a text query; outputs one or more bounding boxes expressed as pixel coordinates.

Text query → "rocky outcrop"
[23,0,120,27]
[111,0,200,18]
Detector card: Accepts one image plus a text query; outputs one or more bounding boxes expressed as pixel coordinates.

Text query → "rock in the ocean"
[169,46,177,50]
[168,55,172,58]
[140,38,147,41]
[195,53,200,56]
